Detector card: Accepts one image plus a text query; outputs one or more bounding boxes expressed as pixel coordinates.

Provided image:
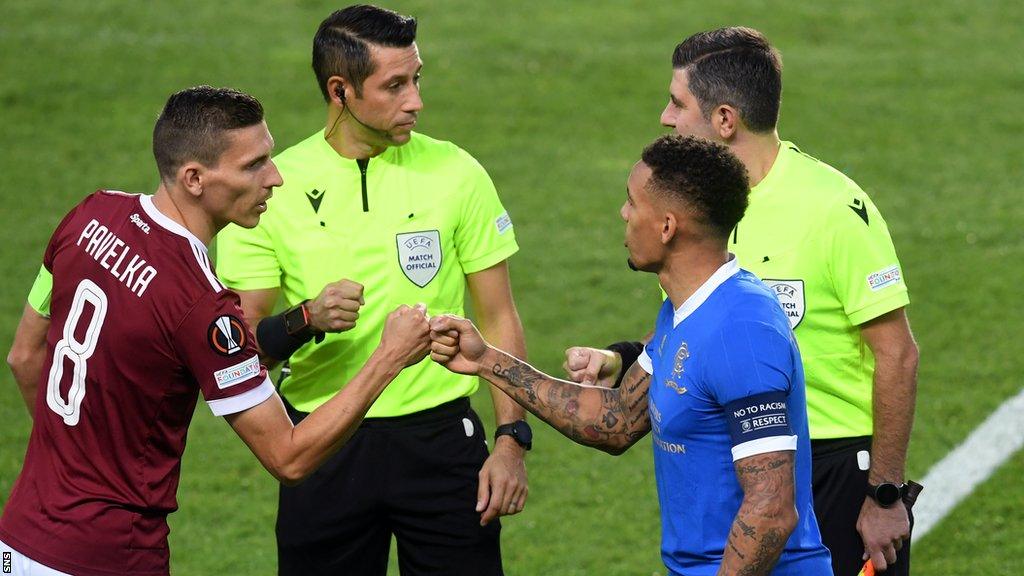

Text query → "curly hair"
[641,135,750,240]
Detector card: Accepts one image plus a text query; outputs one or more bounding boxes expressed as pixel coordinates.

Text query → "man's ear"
[178,162,204,199]
[712,104,740,140]
[661,211,679,245]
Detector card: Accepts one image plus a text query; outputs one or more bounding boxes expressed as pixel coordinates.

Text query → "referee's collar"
[672,255,740,327]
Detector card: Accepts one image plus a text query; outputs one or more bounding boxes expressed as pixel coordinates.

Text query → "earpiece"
[335,83,346,104]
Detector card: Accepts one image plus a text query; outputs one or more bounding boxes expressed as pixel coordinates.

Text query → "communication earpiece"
[335,83,346,104]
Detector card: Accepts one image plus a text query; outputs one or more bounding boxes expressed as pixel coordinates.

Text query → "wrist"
[493,433,527,455]
[368,347,405,379]
[478,346,502,377]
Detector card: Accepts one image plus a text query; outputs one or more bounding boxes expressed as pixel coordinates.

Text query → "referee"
[216,6,529,575]
[566,28,919,576]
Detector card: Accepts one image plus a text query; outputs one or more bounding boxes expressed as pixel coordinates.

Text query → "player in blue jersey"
[429,135,831,575]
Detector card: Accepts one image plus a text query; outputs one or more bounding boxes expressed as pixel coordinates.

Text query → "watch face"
[513,422,533,444]
[876,483,901,506]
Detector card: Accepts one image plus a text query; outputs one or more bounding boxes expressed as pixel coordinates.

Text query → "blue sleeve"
[703,321,798,460]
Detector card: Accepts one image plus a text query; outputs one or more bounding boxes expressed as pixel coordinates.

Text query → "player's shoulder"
[720,271,793,333]
[76,188,140,210]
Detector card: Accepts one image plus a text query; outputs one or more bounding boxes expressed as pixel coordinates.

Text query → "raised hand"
[307,279,365,333]
[563,346,621,386]
[378,304,431,367]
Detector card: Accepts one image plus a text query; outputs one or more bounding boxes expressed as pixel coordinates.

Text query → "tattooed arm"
[429,314,651,454]
[718,451,799,576]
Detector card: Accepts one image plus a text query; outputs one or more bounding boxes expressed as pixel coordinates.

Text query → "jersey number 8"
[46,279,108,426]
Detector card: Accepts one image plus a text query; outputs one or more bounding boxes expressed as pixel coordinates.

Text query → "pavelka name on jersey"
[75,218,157,297]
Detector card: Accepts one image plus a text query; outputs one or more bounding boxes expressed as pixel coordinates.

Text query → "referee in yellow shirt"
[216,6,529,575]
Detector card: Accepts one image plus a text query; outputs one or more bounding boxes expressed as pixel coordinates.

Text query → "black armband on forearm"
[256,301,323,361]
[606,340,645,386]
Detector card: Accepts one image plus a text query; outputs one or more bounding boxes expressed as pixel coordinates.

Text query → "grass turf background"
[1,1,1021,574]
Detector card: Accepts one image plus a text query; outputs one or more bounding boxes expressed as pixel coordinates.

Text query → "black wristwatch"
[866,482,907,508]
[283,300,324,343]
[494,420,532,451]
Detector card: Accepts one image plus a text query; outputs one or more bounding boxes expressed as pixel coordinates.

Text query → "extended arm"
[857,307,919,569]
[485,351,652,454]
[429,314,652,455]
[718,451,799,576]
[7,304,50,417]
[226,305,428,485]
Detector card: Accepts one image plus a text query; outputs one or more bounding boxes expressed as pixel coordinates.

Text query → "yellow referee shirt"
[216,130,518,416]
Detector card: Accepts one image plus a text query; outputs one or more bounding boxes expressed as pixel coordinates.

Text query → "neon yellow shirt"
[216,130,518,416]
[732,142,910,439]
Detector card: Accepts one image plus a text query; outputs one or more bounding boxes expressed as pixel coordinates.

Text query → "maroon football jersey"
[0,191,274,576]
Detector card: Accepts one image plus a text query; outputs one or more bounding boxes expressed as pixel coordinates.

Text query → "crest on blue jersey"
[396,230,442,287]
[665,342,689,395]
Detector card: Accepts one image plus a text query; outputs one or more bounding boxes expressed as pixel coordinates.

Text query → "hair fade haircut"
[312,4,418,101]
[152,85,264,182]
[641,135,750,240]
[672,27,782,134]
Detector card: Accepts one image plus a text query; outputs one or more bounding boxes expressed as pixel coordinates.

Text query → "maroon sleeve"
[173,290,274,416]
[42,195,94,272]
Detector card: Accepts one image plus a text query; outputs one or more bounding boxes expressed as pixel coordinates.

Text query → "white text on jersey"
[76,219,157,297]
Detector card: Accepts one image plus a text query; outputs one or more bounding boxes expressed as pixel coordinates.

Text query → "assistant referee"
[216,6,530,576]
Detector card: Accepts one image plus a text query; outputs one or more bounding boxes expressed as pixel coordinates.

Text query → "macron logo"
[130,213,151,234]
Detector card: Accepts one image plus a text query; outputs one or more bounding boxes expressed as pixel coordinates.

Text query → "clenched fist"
[307,279,364,333]
[379,304,432,367]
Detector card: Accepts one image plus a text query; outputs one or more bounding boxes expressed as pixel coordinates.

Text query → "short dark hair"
[641,135,749,240]
[152,85,264,181]
[312,4,418,101]
[672,27,782,133]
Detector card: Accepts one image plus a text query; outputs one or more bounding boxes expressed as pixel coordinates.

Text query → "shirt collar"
[139,194,208,252]
[671,255,740,327]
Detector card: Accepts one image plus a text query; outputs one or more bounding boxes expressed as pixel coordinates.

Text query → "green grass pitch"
[1,1,1022,574]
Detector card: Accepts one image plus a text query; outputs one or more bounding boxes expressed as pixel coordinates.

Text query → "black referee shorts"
[812,436,913,576]
[276,397,502,576]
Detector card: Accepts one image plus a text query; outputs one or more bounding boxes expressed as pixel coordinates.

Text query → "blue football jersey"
[639,258,831,575]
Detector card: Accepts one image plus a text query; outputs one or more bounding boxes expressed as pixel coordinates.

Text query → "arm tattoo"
[719,451,797,576]
[484,353,652,453]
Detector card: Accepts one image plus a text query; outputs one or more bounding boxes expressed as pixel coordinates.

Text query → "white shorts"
[0,539,73,576]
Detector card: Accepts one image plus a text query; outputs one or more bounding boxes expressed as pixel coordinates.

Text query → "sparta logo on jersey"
[208,315,246,356]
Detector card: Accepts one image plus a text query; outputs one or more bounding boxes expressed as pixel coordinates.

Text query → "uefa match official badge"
[396,230,442,287]
[763,279,805,329]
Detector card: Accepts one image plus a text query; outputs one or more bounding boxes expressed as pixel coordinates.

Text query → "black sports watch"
[283,300,324,343]
[866,482,907,508]
[494,420,532,451]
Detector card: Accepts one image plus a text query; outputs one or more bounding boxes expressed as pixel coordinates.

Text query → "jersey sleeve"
[452,152,519,274]
[215,221,282,291]
[825,190,910,326]
[173,291,275,416]
[703,321,798,461]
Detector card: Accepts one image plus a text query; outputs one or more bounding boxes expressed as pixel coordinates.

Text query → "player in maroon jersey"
[1,86,432,576]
